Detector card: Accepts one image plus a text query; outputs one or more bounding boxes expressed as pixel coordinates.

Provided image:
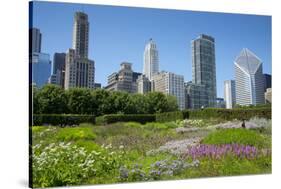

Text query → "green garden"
[31,85,272,188]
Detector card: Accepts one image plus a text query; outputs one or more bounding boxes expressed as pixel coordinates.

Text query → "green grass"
[202,128,270,148]
[55,126,96,141]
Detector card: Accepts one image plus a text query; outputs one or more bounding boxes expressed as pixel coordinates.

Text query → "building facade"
[224,80,236,109]
[31,52,51,88]
[143,38,159,80]
[263,74,272,92]
[191,34,217,107]
[30,27,51,88]
[137,75,151,94]
[49,53,66,88]
[65,12,95,89]
[265,88,272,104]
[215,98,226,108]
[105,62,139,93]
[72,12,89,59]
[152,71,185,110]
[234,48,264,106]
[184,82,208,109]
[29,28,41,53]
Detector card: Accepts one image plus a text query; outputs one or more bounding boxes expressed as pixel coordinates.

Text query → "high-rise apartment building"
[234,48,264,106]
[65,12,95,89]
[224,80,236,109]
[143,38,159,80]
[152,71,185,110]
[191,34,217,107]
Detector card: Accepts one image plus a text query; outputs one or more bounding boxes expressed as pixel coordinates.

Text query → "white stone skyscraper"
[234,48,264,106]
[143,38,159,80]
[65,12,95,89]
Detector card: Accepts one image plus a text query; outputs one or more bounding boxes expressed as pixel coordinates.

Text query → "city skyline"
[31,1,272,97]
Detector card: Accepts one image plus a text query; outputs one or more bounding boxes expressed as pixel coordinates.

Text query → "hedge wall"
[186,108,271,120]
[96,114,156,125]
[156,108,271,122]
[156,111,184,122]
[33,114,96,126]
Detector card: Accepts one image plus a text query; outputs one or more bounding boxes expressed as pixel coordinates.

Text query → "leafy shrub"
[56,127,96,141]
[33,114,95,126]
[96,114,155,125]
[202,129,268,148]
[156,111,184,122]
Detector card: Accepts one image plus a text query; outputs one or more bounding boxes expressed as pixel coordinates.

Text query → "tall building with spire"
[65,12,95,89]
[143,38,159,80]
[234,48,264,106]
[191,34,217,107]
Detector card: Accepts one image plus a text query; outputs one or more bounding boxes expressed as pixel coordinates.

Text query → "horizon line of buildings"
[30,11,272,110]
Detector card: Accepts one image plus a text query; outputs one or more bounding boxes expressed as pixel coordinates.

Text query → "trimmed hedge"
[156,108,271,122]
[186,108,271,120]
[156,111,184,122]
[96,114,155,125]
[33,114,95,126]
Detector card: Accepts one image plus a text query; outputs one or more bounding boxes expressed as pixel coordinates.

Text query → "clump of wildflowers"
[185,144,258,160]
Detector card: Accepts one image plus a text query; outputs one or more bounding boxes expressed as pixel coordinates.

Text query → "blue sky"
[31,1,272,98]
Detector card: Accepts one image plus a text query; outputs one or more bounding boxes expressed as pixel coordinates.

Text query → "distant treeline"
[32,84,179,115]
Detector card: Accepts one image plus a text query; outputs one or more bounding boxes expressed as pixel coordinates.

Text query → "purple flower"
[185,144,259,160]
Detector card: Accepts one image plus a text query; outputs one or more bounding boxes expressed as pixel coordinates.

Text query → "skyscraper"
[30,27,51,88]
[29,28,41,53]
[184,82,208,109]
[49,53,66,88]
[234,48,264,106]
[31,52,51,87]
[152,71,185,110]
[143,38,159,80]
[72,12,89,58]
[191,34,217,107]
[65,12,95,89]
[224,80,236,109]
[263,73,272,92]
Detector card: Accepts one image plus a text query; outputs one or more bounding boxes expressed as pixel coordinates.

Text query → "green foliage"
[35,84,68,114]
[156,111,183,122]
[202,129,269,148]
[96,114,156,125]
[66,88,95,114]
[146,92,178,113]
[33,87,179,115]
[180,156,271,178]
[55,126,96,141]
[33,114,95,126]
